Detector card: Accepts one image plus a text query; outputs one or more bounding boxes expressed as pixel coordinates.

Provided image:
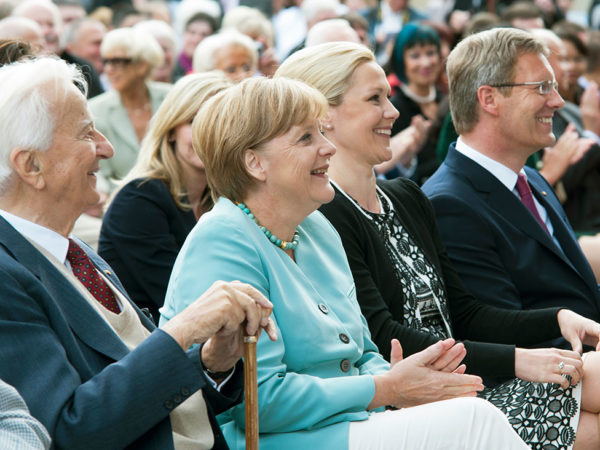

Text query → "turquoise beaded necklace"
[236,202,299,251]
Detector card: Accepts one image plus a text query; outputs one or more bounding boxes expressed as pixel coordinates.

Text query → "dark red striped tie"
[66,239,120,313]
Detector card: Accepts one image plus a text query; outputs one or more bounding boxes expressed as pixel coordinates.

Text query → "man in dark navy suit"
[422,27,600,348]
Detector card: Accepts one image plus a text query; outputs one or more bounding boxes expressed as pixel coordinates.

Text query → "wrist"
[205,366,234,382]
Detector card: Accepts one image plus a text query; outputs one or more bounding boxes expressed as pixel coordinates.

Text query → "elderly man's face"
[495,52,564,155]
[21,6,61,54]
[68,22,106,73]
[37,85,113,216]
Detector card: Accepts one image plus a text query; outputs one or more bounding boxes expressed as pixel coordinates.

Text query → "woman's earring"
[325,124,332,130]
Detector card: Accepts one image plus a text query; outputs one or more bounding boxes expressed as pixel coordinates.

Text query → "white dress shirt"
[455,138,559,244]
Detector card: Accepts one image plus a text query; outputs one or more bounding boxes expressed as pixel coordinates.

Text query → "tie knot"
[515,173,531,199]
[66,238,88,266]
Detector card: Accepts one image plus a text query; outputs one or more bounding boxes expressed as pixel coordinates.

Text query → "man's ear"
[244,149,267,182]
[477,85,500,117]
[10,148,45,190]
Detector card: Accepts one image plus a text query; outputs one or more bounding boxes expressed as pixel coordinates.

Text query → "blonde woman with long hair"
[99,72,232,322]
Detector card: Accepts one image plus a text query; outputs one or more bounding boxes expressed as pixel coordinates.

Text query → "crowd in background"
[4,0,600,448]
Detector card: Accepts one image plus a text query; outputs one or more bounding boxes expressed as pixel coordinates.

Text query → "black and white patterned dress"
[340,185,581,450]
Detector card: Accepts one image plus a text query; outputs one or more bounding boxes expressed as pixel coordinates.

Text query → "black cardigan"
[99,178,197,322]
[319,177,562,379]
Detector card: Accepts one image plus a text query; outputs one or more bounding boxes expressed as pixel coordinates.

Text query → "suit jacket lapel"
[0,218,136,361]
[107,93,139,152]
[527,172,599,293]
[445,147,573,264]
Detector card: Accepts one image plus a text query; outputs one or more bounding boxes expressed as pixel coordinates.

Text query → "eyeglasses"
[102,57,134,68]
[488,80,559,95]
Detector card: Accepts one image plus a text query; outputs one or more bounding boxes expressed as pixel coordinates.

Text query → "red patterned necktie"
[66,239,121,313]
[516,173,549,234]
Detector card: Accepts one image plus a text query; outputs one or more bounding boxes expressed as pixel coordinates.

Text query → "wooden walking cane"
[244,334,259,450]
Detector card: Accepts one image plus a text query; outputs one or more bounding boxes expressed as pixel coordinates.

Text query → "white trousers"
[348,397,528,450]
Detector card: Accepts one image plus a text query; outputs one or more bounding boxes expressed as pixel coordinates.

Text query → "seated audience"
[422,29,600,342]
[500,1,546,29]
[159,75,530,449]
[388,23,445,184]
[193,30,257,82]
[89,27,171,191]
[134,20,178,84]
[277,40,600,448]
[173,11,218,81]
[0,379,50,450]
[99,72,231,322]
[12,0,104,97]
[63,18,107,76]
[554,26,588,105]
[305,18,361,47]
[221,6,279,76]
[0,17,44,52]
[0,56,275,449]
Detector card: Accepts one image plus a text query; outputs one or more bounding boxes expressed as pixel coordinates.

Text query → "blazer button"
[340,359,351,372]
[318,303,329,314]
[173,394,183,404]
[339,333,350,344]
[181,387,190,396]
[164,400,175,410]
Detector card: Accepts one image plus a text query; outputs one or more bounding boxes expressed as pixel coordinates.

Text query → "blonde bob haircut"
[446,27,547,134]
[101,27,164,76]
[275,41,374,107]
[116,72,232,211]
[193,76,328,202]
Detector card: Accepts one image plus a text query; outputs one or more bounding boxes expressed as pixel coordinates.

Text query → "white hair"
[305,19,360,47]
[12,0,62,30]
[134,19,177,53]
[0,16,42,40]
[100,27,164,73]
[301,0,340,26]
[0,57,86,190]
[221,6,274,47]
[192,30,257,73]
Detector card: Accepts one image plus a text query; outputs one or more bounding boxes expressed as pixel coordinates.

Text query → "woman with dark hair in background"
[387,23,446,184]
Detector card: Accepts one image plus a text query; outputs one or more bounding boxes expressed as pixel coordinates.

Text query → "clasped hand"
[370,338,483,410]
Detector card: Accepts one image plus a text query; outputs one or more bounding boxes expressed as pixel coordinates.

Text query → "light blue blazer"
[160,198,389,450]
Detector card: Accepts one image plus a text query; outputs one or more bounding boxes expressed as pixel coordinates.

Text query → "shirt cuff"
[582,129,600,145]
[204,366,236,392]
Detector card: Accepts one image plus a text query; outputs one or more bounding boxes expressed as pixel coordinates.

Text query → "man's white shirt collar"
[455,137,523,191]
[0,209,70,265]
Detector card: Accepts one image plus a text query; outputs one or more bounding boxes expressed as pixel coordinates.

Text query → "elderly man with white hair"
[0,56,276,450]
[0,16,44,52]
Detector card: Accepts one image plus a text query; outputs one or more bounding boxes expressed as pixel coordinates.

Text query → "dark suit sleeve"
[0,266,207,450]
[99,180,194,315]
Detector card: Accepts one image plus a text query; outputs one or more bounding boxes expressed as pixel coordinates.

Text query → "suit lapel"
[0,218,137,361]
[446,148,564,255]
[107,93,139,152]
[527,172,599,293]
